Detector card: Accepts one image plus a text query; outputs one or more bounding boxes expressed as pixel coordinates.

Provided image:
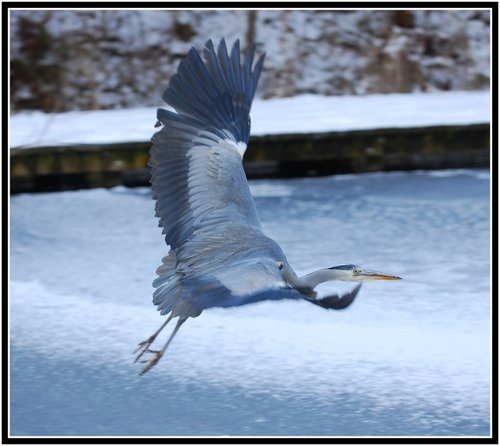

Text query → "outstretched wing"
[149,39,276,318]
[195,279,363,312]
[153,257,302,318]
[149,39,265,250]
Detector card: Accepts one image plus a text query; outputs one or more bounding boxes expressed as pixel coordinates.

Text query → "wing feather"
[149,39,276,317]
[150,39,264,250]
[154,258,303,318]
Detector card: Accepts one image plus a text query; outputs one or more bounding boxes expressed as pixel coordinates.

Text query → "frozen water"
[9,169,491,437]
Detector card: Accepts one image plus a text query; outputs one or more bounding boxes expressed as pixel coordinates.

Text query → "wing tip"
[159,37,264,143]
[306,282,362,310]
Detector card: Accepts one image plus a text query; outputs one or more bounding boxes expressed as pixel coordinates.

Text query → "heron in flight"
[135,39,401,374]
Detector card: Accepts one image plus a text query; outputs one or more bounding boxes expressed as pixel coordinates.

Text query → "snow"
[9,90,490,149]
[9,170,491,436]
[10,10,491,111]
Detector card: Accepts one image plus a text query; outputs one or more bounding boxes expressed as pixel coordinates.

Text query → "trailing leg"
[139,318,187,375]
[134,314,174,362]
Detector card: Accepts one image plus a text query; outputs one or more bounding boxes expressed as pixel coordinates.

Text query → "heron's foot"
[133,337,155,363]
[139,350,162,375]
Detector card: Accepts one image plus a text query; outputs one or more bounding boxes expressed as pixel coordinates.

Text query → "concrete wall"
[10,124,490,193]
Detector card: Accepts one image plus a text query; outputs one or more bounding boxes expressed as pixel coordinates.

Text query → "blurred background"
[10,9,490,112]
[9,9,491,192]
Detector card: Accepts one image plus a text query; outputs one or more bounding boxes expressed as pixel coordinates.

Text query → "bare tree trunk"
[246,10,257,50]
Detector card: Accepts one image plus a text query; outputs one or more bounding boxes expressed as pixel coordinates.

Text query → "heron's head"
[328,264,401,282]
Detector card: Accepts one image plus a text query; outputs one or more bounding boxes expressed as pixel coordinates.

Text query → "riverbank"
[10,91,490,193]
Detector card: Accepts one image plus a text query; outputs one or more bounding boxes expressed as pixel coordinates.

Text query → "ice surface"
[9,170,491,437]
[9,90,490,148]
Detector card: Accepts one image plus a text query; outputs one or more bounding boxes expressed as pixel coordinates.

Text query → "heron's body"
[136,39,400,374]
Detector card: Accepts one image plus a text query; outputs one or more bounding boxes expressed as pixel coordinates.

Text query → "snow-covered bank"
[10,90,490,149]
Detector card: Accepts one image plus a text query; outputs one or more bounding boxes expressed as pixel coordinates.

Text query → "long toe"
[133,341,152,362]
[139,351,162,375]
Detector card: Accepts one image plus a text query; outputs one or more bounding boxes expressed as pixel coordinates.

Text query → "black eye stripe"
[329,264,357,271]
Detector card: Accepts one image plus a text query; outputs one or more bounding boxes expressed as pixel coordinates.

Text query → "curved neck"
[298,268,343,289]
[283,265,343,293]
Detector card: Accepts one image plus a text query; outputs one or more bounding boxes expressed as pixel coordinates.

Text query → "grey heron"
[135,39,401,375]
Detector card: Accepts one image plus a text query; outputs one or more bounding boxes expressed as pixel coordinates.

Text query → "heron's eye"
[353,269,361,274]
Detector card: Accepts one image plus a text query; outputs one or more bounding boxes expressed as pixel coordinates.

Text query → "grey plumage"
[136,39,400,374]
[149,39,300,320]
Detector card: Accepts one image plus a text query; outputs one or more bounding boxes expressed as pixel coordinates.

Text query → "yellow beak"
[365,271,402,280]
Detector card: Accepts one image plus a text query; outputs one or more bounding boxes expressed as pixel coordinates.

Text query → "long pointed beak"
[364,271,402,280]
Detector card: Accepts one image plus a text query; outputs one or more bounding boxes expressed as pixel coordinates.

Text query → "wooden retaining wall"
[10,123,489,194]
